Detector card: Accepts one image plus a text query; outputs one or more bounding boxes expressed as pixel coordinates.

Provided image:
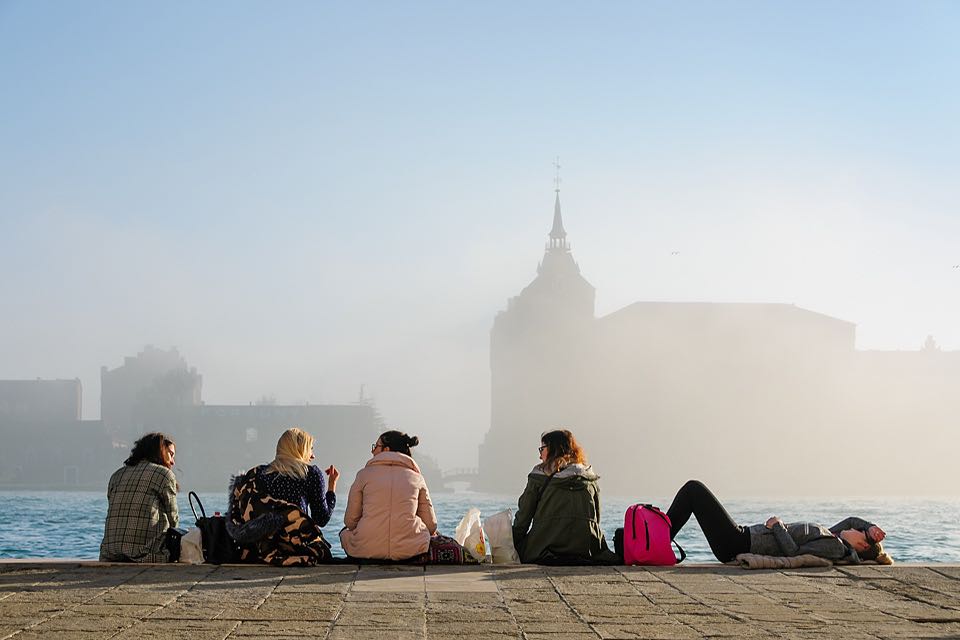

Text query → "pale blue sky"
[2,2,959,466]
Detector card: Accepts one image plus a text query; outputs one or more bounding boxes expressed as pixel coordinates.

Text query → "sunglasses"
[538,445,547,453]
[371,442,383,453]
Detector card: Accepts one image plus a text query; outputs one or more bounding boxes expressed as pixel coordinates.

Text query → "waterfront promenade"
[1,562,959,639]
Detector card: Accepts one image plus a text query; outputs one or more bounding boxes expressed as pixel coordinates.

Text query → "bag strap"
[644,504,672,528]
[673,539,687,563]
[536,473,555,501]
[188,491,206,522]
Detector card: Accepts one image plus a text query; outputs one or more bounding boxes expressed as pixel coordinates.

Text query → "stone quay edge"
[1,562,960,639]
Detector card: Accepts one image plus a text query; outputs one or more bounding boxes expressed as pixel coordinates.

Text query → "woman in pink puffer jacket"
[339,430,438,560]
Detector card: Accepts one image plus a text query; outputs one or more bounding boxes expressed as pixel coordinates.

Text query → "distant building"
[100,345,202,444]
[1,347,395,490]
[0,418,112,488]
[0,378,82,422]
[479,191,960,496]
[0,378,108,488]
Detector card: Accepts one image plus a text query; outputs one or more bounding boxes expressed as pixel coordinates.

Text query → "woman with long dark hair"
[100,432,179,562]
[512,429,618,565]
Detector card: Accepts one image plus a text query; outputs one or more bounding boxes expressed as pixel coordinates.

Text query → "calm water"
[1,491,957,563]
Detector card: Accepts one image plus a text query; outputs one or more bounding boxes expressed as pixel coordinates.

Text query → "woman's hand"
[325,465,340,492]
[867,525,885,543]
[765,516,783,529]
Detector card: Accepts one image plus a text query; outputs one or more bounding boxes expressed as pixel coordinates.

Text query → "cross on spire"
[549,157,567,247]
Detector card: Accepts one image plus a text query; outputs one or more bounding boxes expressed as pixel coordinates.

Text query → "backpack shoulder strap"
[536,473,555,500]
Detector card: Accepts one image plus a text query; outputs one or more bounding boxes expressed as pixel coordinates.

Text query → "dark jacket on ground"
[512,463,618,565]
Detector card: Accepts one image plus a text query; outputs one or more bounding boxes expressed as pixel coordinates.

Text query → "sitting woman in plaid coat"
[100,432,179,562]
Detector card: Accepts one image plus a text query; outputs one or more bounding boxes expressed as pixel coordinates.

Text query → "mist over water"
[2,2,960,534]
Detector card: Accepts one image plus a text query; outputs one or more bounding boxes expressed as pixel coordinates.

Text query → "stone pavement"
[1,562,960,640]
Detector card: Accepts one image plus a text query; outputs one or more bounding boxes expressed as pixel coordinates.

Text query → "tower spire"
[549,157,567,248]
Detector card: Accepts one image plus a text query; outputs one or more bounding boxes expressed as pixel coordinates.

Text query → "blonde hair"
[266,428,313,479]
[540,429,587,476]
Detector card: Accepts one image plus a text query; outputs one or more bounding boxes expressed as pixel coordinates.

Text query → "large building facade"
[0,347,421,490]
[100,345,203,443]
[0,378,109,487]
[479,192,960,496]
[0,378,83,423]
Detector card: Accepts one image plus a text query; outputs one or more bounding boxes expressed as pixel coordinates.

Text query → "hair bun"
[407,435,420,448]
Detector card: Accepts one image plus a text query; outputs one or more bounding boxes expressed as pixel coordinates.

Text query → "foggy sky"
[1,2,959,475]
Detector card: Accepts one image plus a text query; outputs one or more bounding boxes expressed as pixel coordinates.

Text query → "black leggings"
[666,480,751,563]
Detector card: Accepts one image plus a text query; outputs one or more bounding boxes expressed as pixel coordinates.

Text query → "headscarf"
[266,428,313,479]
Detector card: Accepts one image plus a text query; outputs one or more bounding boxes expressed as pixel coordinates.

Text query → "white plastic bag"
[454,507,489,562]
[178,527,204,564]
[483,509,520,564]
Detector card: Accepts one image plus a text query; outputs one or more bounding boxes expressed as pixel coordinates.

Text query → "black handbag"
[614,527,624,562]
[165,526,189,562]
[189,491,241,564]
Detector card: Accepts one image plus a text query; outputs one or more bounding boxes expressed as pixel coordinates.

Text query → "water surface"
[2,491,955,563]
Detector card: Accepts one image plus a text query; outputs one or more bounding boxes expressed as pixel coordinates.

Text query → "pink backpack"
[622,504,686,566]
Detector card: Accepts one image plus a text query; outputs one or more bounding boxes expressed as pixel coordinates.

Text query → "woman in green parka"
[512,429,619,565]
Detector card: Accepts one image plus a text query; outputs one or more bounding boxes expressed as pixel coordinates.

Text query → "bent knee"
[681,479,707,492]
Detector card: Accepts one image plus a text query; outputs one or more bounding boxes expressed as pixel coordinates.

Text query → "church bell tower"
[478,167,596,492]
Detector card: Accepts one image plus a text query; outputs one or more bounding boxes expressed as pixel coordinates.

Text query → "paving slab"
[28,613,141,633]
[11,632,119,640]
[425,567,499,593]
[1,563,960,640]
